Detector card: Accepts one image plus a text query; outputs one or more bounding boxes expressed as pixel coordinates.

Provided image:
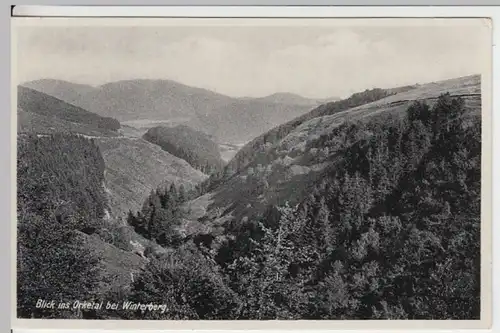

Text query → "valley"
[219,142,248,162]
[17,73,483,320]
[20,78,328,143]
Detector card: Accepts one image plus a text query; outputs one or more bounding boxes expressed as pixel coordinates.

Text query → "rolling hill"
[69,79,235,122]
[183,74,482,235]
[21,78,97,105]
[190,99,314,143]
[21,79,319,143]
[143,125,225,174]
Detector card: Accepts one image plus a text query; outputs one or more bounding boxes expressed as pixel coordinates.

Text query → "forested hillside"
[125,182,198,248]
[94,137,207,219]
[22,78,315,144]
[114,92,480,320]
[18,109,119,138]
[17,134,108,318]
[143,125,225,174]
[17,84,207,221]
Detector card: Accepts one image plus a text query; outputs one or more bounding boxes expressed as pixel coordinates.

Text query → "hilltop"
[95,136,207,219]
[21,79,97,104]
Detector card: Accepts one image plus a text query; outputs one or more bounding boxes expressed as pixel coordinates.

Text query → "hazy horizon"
[15,19,490,99]
[18,72,482,101]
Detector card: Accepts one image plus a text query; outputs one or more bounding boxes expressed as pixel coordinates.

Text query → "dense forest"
[126,183,194,248]
[17,134,109,318]
[143,125,225,175]
[91,93,480,320]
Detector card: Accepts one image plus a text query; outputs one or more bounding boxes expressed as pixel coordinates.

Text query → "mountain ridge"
[21,78,325,143]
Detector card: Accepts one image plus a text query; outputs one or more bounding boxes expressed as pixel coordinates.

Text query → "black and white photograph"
[13,16,491,323]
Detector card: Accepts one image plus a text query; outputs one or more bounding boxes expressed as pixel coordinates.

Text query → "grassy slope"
[76,231,147,293]
[18,110,119,138]
[96,137,208,220]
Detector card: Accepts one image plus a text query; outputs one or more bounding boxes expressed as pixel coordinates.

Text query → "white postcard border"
[10,6,496,331]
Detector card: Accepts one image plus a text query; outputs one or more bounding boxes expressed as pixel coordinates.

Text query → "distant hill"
[22,79,318,143]
[62,79,233,122]
[190,99,313,143]
[18,109,119,138]
[143,125,225,174]
[255,92,339,106]
[21,79,97,105]
[17,86,121,133]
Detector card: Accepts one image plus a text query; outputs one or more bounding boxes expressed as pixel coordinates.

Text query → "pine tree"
[178,184,186,203]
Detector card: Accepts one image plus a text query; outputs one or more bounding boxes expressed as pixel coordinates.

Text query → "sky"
[15,19,491,99]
